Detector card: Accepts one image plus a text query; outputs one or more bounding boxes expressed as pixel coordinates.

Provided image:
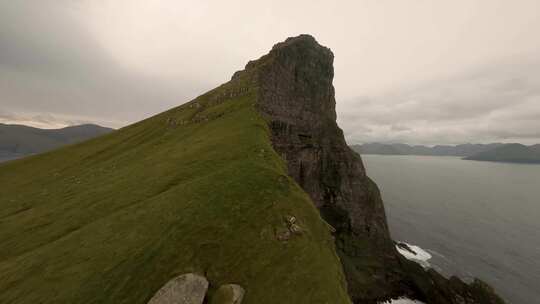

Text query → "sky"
[1,0,539,145]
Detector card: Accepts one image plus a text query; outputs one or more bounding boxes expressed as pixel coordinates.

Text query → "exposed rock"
[396,242,416,255]
[210,284,245,304]
[283,215,303,236]
[324,220,337,234]
[231,34,506,304]
[400,261,506,304]
[275,227,291,241]
[239,33,400,302]
[289,223,302,234]
[285,215,296,224]
[147,273,208,304]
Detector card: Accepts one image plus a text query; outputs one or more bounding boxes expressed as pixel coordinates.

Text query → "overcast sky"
[1,1,539,144]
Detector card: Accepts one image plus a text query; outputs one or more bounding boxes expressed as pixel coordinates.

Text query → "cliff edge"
[234,34,506,304]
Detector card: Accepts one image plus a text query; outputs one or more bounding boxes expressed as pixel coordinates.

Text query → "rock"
[285,215,296,224]
[324,220,336,234]
[234,34,505,303]
[210,284,245,304]
[147,273,208,304]
[289,224,302,234]
[244,34,397,301]
[276,227,291,241]
[396,242,416,255]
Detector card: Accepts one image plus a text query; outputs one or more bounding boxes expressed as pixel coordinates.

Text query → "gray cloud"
[339,60,540,145]
[0,1,208,128]
[0,1,539,145]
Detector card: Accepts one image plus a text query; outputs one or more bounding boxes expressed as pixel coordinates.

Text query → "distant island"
[0,123,113,162]
[351,142,504,157]
[351,142,540,164]
[464,143,540,164]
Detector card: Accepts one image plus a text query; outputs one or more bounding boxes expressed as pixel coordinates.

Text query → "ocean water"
[362,155,540,304]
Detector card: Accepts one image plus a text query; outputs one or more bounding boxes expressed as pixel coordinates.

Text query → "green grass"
[0,75,351,303]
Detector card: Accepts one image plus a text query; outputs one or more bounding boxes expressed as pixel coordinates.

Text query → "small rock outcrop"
[148,273,208,304]
[275,215,304,241]
[210,284,245,304]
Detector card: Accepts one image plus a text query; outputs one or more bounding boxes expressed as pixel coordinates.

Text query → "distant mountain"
[0,123,113,161]
[465,143,540,163]
[351,142,503,157]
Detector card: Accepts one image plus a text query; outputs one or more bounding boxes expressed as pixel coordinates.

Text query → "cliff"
[234,34,506,304]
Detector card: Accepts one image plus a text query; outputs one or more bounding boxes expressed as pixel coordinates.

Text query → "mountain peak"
[270,34,329,53]
[232,34,333,84]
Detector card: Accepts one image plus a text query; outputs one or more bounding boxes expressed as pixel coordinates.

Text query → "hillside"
[465,143,540,163]
[0,39,351,304]
[352,143,503,157]
[0,35,505,304]
[0,123,113,161]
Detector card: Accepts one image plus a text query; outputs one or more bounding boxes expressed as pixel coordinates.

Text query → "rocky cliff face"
[232,35,506,304]
[250,36,391,244]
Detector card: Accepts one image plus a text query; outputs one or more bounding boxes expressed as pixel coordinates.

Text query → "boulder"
[148,273,208,304]
[210,284,245,304]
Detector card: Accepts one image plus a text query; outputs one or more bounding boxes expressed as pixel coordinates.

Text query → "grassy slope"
[0,76,350,303]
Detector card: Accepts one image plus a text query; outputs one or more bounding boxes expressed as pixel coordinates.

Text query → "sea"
[362,155,540,304]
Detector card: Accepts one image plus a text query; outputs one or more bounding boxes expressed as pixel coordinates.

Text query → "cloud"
[339,60,540,145]
[1,0,540,143]
[0,110,123,129]
[0,1,208,128]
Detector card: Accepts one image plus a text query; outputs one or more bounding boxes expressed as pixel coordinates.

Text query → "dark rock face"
[249,34,406,303]
[233,34,505,304]
[254,35,391,245]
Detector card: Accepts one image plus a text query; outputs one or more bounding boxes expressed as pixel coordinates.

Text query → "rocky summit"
[0,35,505,304]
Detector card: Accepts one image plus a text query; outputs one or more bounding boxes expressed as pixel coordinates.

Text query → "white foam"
[379,297,426,304]
[396,242,432,268]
